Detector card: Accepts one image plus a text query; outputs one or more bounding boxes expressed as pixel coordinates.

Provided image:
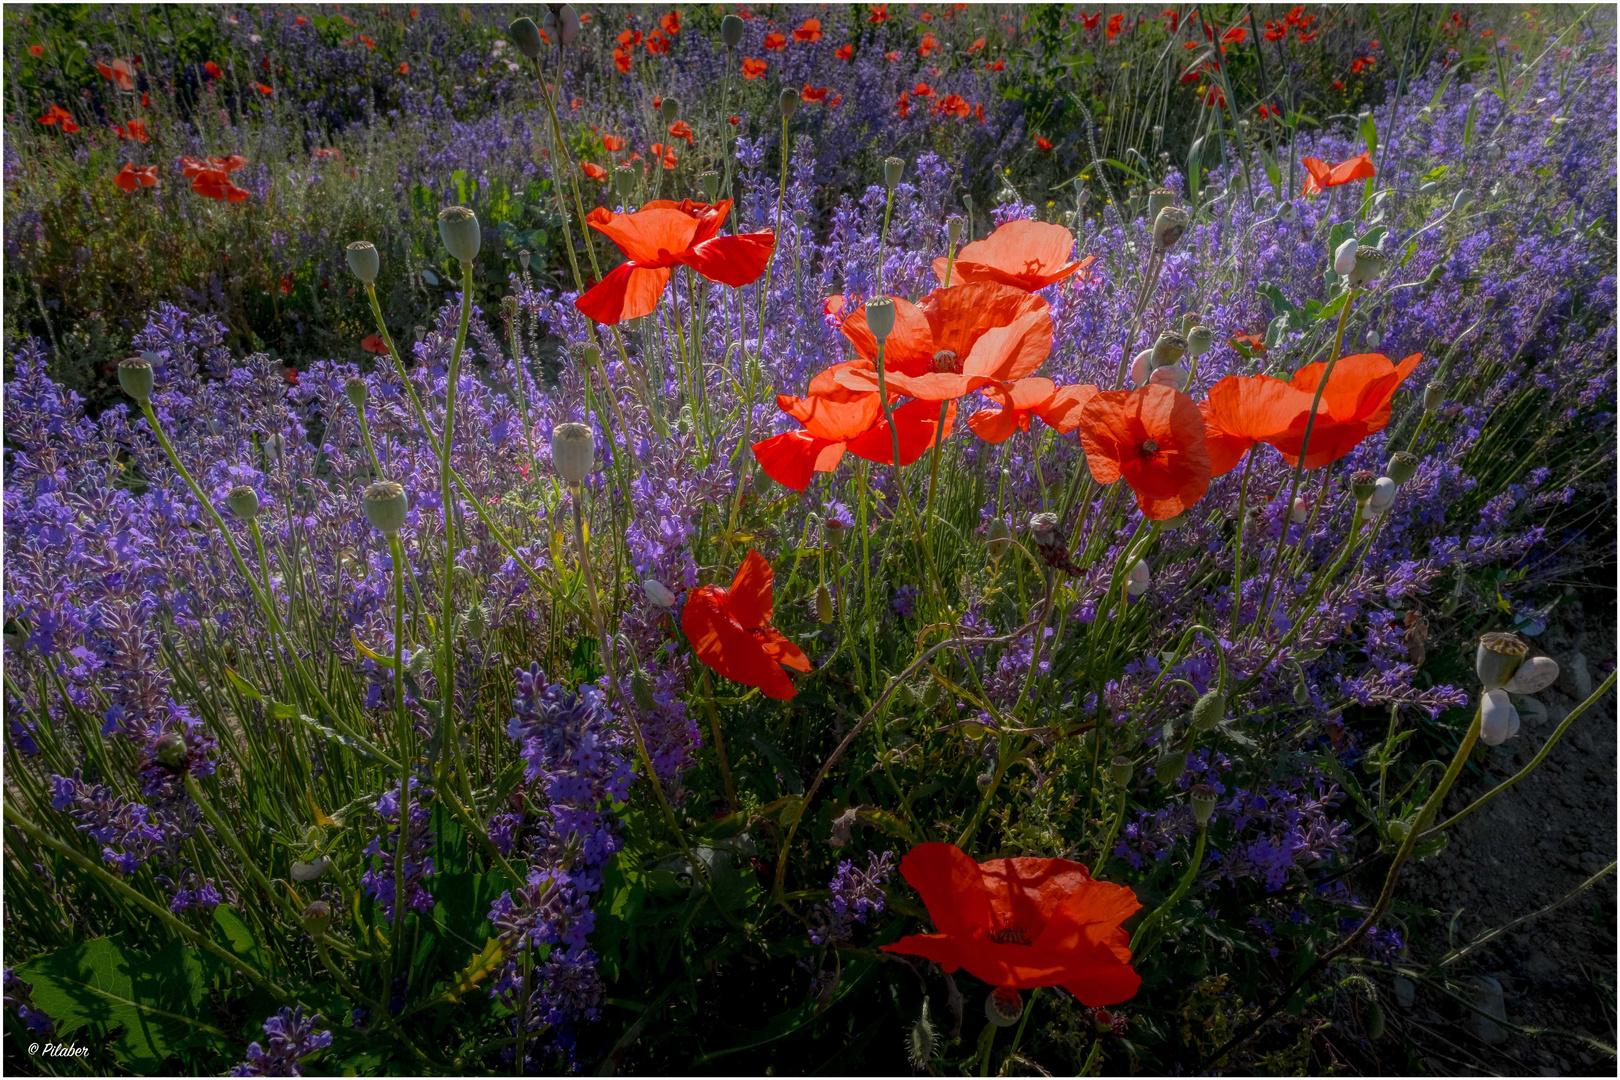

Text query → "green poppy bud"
[509,17,544,59]
[1504,655,1559,695]
[551,422,595,485]
[883,155,904,190]
[824,517,846,555]
[437,205,481,264]
[947,215,965,243]
[118,356,155,404]
[986,517,1012,559]
[1365,998,1386,1040]
[779,86,799,120]
[302,899,333,938]
[985,987,1023,1028]
[362,480,409,535]
[1349,245,1388,288]
[290,857,330,882]
[226,485,261,520]
[1190,689,1225,733]
[1110,755,1134,789]
[346,240,380,284]
[907,1000,935,1069]
[816,583,833,624]
[344,376,368,411]
[1386,451,1419,486]
[865,297,896,342]
[721,13,744,48]
[1190,783,1217,825]
[1186,325,1213,355]
[463,601,489,641]
[1152,205,1190,251]
[1423,381,1444,410]
[699,170,720,201]
[1475,631,1527,690]
[154,731,188,769]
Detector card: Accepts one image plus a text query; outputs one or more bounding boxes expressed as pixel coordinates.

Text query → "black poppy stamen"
[988,925,1032,945]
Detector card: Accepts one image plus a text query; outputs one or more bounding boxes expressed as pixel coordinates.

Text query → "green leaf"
[212,906,269,972]
[223,667,262,701]
[16,936,231,1071]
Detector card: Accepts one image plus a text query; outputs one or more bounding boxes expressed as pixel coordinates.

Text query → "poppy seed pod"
[518,248,532,271]
[1129,348,1154,388]
[660,96,680,122]
[545,5,580,46]
[1146,187,1176,222]
[1110,755,1134,789]
[437,206,481,264]
[1423,381,1444,410]
[570,340,602,367]
[344,376,368,411]
[500,295,519,321]
[1350,470,1378,503]
[1386,451,1419,486]
[1475,631,1528,689]
[362,480,409,535]
[824,517,846,556]
[985,987,1023,1028]
[1504,655,1559,695]
[1186,325,1213,356]
[778,87,799,120]
[1191,689,1225,733]
[1126,558,1151,598]
[226,485,260,520]
[509,17,544,59]
[947,215,965,243]
[551,422,595,485]
[153,731,187,769]
[1190,783,1218,825]
[721,13,744,47]
[614,165,637,199]
[1349,246,1388,288]
[864,297,896,342]
[1366,476,1396,517]
[643,578,677,608]
[816,583,833,624]
[1151,331,1187,367]
[346,240,380,284]
[290,856,330,882]
[793,208,806,229]
[883,155,905,190]
[985,517,1012,559]
[699,170,720,201]
[1479,687,1520,746]
[1151,205,1190,251]
[1333,236,1360,276]
[1276,199,1296,222]
[302,899,333,938]
[1148,365,1190,392]
[118,356,155,404]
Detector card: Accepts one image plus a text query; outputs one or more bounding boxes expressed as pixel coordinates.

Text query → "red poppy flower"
[933,219,1095,293]
[650,143,678,169]
[833,282,1053,404]
[764,31,787,50]
[575,200,775,325]
[645,31,670,56]
[1263,352,1422,469]
[29,44,44,57]
[96,58,136,90]
[613,47,633,74]
[296,16,308,24]
[398,62,410,74]
[667,119,694,144]
[985,58,1005,71]
[603,134,624,152]
[1106,13,1124,37]
[793,17,822,42]
[1082,12,1101,28]
[1222,26,1248,42]
[836,43,854,60]
[741,57,767,78]
[204,60,224,78]
[1035,136,1053,150]
[912,80,933,96]
[868,3,890,23]
[917,33,940,56]
[682,550,811,700]
[968,381,1098,444]
[37,104,78,132]
[936,93,971,118]
[1198,375,1315,477]
[1300,152,1374,196]
[581,161,608,181]
[255,82,274,95]
[617,29,642,47]
[1075,385,1212,519]
[753,364,958,491]
[112,162,159,192]
[1229,331,1267,356]
[113,118,149,142]
[881,844,1142,1005]
[967,36,986,53]
[660,10,681,34]
[361,334,389,355]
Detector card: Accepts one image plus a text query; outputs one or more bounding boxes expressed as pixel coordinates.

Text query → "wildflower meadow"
[2,4,1616,1077]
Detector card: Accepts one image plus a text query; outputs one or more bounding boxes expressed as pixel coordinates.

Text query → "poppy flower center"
[933,349,962,374]
[1139,438,1160,458]
[987,924,1032,946]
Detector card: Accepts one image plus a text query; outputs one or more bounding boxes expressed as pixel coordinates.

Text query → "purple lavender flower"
[809,850,896,947]
[229,1007,333,1077]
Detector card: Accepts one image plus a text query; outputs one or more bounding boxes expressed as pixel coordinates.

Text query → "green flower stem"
[182,774,303,928]
[1229,449,1256,635]
[1092,787,1129,877]
[1128,824,1207,959]
[3,802,293,1003]
[438,260,476,806]
[699,670,738,812]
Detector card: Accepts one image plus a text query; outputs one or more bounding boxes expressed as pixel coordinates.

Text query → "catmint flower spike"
[437,206,481,264]
[118,356,154,404]
[551,422,595,485]
[346,240,380,284]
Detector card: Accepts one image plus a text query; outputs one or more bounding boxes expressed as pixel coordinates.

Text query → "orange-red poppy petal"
[675,230,775,288]
[1200,374,1315,476]
[1032,383,1099,433]
[751,430,844,491]
[757,626,813,672]
[574,261,673,324]
[727,549,774,630]
[681,586,797,699]
[932,219,1091,291]
[839,295,937,375]
[844,399,956,465]
[586,206,702,265]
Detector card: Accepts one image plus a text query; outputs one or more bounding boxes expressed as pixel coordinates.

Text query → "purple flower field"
[3,4,1616,1076]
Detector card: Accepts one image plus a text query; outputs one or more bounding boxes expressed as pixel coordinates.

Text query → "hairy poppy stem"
[1128,823,1207,958]
[699,670,738,811]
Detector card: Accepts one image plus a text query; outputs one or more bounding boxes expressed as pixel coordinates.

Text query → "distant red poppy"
[985,58,1005,71]
[793,17,822,42]
[313,148,343,161]
[613,47,633,74]
[204,60,224,78]
[764,31,787,50]
[912,81,935,97]
[667,119,694,144]
[113,118,149,142]
[933,219,1094,292]
[1222,26,1248,42]
[398,61,410,74]
[1300,153,1374,196]
[254,82,274,95]
[29,44,44,57]
[881,844,1142,1006]
[1082,12,1101,28]
[868,3,890,23]
[836,43,854,60]
[181,155,247,177]
[190,168,251,202]
[1106,13,1124,37]
[112,162,159,192]
[741,57,767,78]
[575,200,775,324]
[1264,353,1422,469]
[1230,331,1267,355]
[645,31,670,55]
[833,283,1053,404]
[1198,375,1315,477]
[800,84,830,103]
[582,161,608,181]
[358,35,376,50]
[967,36,986,53]
[361,334,389,355]
[37,104,79,132]
[936,93,971,118]
[650,142,678,169]
[1035,136,1053,150]
[968,381,1098,444]
[96,58,136,90]
[603,134,624,152]
[917,33,940,56]
[660,10,681,35]
[682,550,812,700]
[1075,384,1213,519]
